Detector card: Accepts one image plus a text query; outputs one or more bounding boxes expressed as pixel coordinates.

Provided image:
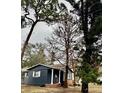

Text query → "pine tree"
[21,0,60,61]
[65,0,102,93]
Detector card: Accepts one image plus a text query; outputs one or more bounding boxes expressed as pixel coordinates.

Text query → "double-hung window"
[32,71,41,77]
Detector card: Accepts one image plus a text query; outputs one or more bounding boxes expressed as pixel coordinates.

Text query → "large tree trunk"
[64,44,69,88]
[81,81,88,93]
[64,65,68,88]
[21,21,38,61]
[73,64,76,86]
[63,17,70,88]
[80,1,89,93]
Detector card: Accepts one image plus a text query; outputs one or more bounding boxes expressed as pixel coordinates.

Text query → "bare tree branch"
[24,11,35,23]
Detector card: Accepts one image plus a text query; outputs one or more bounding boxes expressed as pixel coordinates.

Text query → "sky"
[21,0,73,45]
[21,22,53,44]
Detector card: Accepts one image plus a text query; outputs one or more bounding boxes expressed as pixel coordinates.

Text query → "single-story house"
[21,64,73,86]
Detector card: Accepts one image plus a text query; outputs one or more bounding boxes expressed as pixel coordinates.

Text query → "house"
[21,64,73,86]
[52,64,74,86]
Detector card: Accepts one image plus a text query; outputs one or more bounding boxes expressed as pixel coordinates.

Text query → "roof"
[52,64,73,73]
[22,64,73,73]
[21,67,28,72]
[27,64,64,71]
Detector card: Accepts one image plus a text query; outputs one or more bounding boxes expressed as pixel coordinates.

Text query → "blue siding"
[22,65,65,86]
[47,69,51,84]
[26,65,50,86]
[27,69,48,85]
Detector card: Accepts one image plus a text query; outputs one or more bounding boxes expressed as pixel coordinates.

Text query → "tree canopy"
[64,0,102,93]
[21,0,64,61]
[21,0,102,92]
[22,43,46,68]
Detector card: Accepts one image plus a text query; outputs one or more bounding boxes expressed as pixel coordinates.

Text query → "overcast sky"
[21,0,73,45]
[21,22,53,44]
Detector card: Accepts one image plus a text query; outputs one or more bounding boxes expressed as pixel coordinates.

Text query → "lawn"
[21,84,102,93]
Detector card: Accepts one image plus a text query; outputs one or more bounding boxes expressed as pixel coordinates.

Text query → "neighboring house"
[21,64,73,86]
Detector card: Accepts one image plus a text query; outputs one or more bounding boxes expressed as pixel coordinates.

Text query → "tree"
[22,43,46,68]
[46,13,81,88]
[65,0,102,93]
[21,0,61,61]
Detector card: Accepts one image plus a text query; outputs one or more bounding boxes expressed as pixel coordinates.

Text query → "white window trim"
[32,71,41,78]
[24,72,28,78]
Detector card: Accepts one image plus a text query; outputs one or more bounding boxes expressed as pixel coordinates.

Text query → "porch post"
[51,69,54,84]
[59,70,61,83]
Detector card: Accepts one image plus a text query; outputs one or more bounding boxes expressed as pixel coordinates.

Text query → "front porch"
[47,68,64,86]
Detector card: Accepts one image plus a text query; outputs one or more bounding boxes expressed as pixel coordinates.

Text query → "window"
[68,73,72,80]
[32,71,41,77]
[24,72,28,77]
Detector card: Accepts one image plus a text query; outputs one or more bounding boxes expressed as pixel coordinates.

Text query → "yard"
[21,84,102,93]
